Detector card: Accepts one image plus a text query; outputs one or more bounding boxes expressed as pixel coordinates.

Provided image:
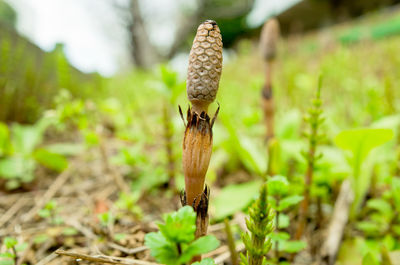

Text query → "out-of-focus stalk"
[260,18,280,141]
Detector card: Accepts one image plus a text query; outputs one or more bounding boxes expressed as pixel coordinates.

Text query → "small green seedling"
[38,200,63,225]
[115,192,142,218]
[98,211,114,228]
[145,206,219,265]
[268,175,305,258]
[0,237,28,265]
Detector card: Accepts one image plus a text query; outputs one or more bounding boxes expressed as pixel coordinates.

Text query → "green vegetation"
[145,206,219,265]
[1,5,400,265]
[241,183,274,265]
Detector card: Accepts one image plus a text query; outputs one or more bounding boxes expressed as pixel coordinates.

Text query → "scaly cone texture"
[187,20,223,115]
[183,20,222,207]
[259,18,280,63]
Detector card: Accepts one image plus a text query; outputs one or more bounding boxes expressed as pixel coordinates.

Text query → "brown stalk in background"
[260,18,280,143]
[180,20,223,262]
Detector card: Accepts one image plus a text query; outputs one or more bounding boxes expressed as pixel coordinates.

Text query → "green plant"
[115,191,142,218]
[356,178,400,250]
[0,117,68,189]
[157,65,183,189]
[0,237,28,265]
[145,206,219,265]
[241,183,274,265]
[335,128,393,217]
[267,175,305,259]
[296,78,325,240]
[38,200,63,225]
[98,211,115,228]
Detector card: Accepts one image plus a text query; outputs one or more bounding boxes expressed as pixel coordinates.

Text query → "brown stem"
[295,144,316,240]
[262,61,274,142]
[267,138,278,177]
[224,219,238,265]
[12,246,18,264]
[275,197,280,260]
[181,187,210,262]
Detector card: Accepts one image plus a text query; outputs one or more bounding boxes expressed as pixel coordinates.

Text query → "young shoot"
[145,206,219,265]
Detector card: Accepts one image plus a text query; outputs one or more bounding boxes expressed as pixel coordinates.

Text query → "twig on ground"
[214,243,245,265]
[320,180,354,265]
[107,243,148,255]
[0,197,28,227]
[55,249,160,265]
[22,166,74,223]
[16,240,33,265]
[36,251,58,265]
[99,136,129,194]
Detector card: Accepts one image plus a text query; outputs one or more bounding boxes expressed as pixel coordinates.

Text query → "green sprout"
[241,183,274,265]
[145,206,219,265]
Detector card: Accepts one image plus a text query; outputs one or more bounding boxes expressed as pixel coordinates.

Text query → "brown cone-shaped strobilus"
[180,19,222,262]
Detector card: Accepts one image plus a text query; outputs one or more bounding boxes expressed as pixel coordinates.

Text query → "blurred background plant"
[1,0,400,264]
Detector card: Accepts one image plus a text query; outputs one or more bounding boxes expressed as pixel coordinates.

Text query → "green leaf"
[268,175,289,196]
[278,195,304,211]
[356,221,382,234]
[83,130,100,147]
[220,116,266,175]
[15,243,27,252]
[44,200,57,211]
[270,232,290,241]
[179,235,220,264]
[362,252,379,265]
[0,259,14,265]
[158,206,196,244]
[278,213,290,229]
[98,212,114,227]
[11,124,44,154]
[44,143,84,156]
[335,128,394,218]
[33,234,49,244]
[114,233,127,242]
[4,237,17,249]
[391,178,400,208]
[144,232,179,265]
[280,240,307,253]
[0,252,14,258]
[0,156,36,180]
[0,122,10,156]
[38,209,51,219]
[366,199,392,216]
[212,181,260,220]
[192,258,217,265]
[276,110,302,140]
[160,64,178,89]
[63,227,78,236]
[334,128,393,163]
[33,148,68,172]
